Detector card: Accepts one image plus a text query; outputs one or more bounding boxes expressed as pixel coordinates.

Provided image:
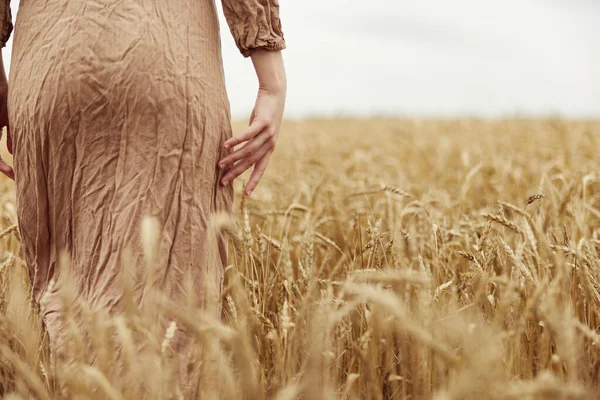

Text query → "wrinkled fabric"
[222,0,286,57]
[2,0,284,394]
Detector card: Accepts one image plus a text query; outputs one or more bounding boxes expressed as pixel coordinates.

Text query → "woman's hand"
[218,50,286,196]
[0,50,13,180]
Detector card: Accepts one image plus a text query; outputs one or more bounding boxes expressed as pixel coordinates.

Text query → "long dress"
[0,0,284,364]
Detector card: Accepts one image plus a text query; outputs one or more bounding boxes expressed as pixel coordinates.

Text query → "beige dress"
[0,0,284,352]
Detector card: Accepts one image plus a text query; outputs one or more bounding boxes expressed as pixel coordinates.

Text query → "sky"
[4,0,600,118]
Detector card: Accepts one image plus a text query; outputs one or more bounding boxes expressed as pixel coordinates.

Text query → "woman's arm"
[0,49,15,180]
[0,49,13,179]
[218,0,286,196]
[0,0,13,179]
[218,50,286,196]
[0,50,6,85]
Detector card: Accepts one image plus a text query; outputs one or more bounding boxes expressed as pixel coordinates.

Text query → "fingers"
[224,119,267,150]
[220,140,273,187]
[0,158,14,180]
[244,153,271,196]
[219,133,268,169]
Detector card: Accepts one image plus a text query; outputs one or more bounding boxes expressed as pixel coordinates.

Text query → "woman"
[0,0,285,370]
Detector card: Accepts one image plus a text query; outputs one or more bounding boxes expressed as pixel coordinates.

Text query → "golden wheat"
[0,118,599,399]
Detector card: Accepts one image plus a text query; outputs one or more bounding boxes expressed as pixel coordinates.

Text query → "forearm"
[250,50,286,93]
[0,50,6,86]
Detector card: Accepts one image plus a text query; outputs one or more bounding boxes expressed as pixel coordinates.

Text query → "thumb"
[224,118,267,150]
[248,108,256,126]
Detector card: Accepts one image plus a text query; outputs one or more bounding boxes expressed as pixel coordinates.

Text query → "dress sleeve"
[0,0,12,48]
[221,0,286,58]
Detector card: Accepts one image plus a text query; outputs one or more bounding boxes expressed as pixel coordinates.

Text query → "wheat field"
[1,118,600,399]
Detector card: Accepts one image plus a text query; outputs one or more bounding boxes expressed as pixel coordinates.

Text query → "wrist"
[259,79,287,95]
[251,50,287,94]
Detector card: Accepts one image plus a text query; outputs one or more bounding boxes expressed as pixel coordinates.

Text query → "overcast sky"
[5,0,600,118]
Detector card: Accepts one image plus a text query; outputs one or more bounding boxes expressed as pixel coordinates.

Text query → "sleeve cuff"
[241,37,286,58]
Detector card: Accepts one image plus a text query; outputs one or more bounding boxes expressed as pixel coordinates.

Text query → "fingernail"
[224,143,230,149]
[218,162,224,169]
